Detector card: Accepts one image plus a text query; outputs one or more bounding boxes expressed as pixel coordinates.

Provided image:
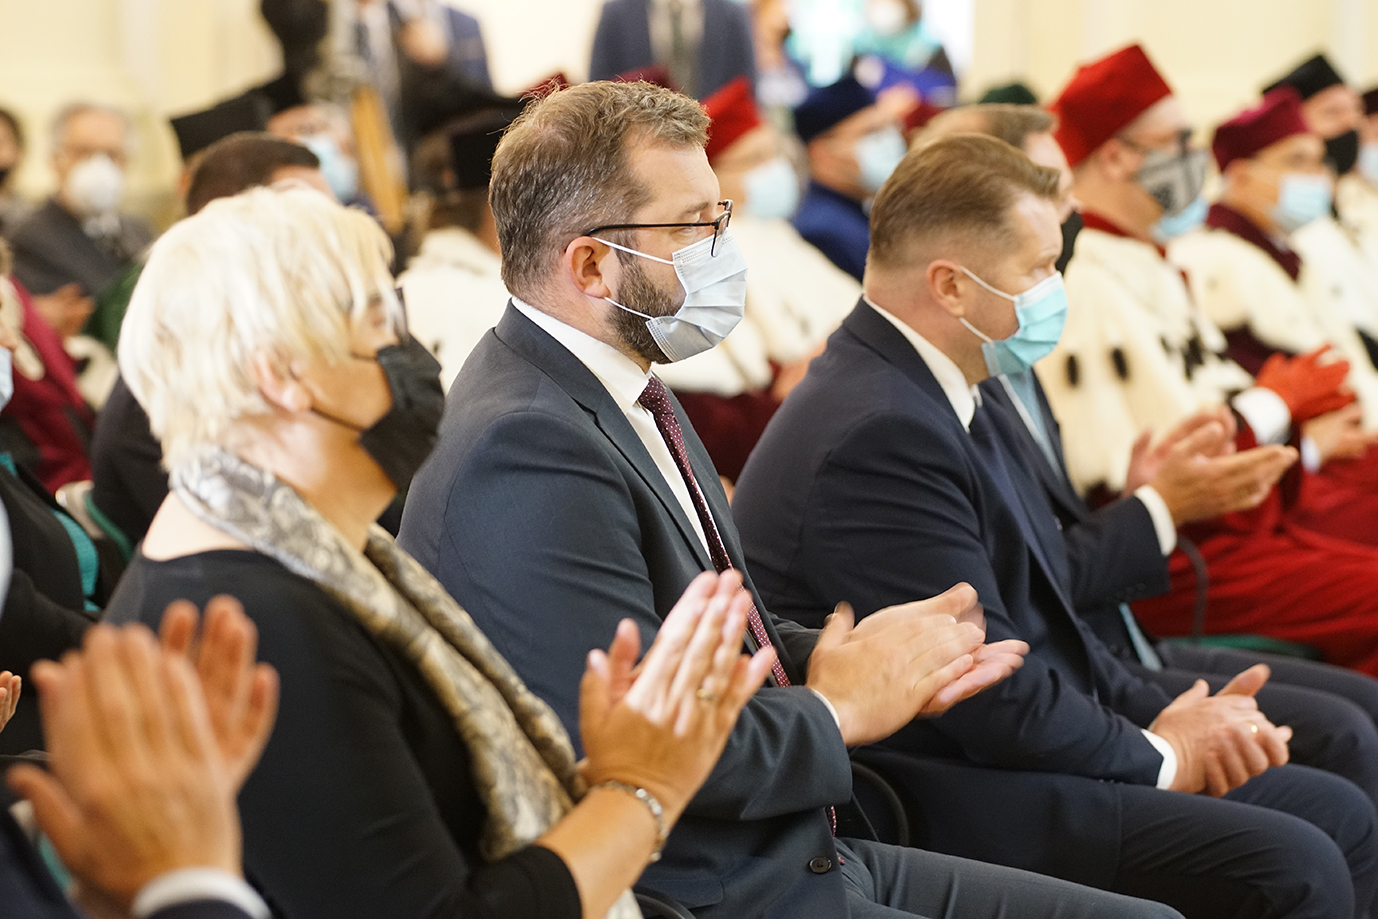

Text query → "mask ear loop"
[592,236,674,321]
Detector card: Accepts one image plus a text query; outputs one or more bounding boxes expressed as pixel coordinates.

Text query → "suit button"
[808,856,833,874]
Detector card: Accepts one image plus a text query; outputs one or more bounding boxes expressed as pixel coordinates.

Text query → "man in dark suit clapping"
[732,132,1378,919]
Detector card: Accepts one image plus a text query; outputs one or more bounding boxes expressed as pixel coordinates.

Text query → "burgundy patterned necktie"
[640,377,837,833]
[638,378,790,686]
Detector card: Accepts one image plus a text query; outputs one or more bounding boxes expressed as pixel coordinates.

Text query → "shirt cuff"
[1132,485,1178,554]
[1299,434,1322,473]
[132,869,270,919]
[1141,729,1178,790]
[1231,387,1292,445]
[808,687,843,732]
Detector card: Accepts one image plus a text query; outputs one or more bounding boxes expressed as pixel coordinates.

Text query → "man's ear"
[250,349,312,414]
[1094,138,1139,184]
[564,237,616,301]
[927,259,967,318]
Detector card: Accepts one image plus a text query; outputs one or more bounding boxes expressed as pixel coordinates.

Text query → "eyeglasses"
[584,199,734,256]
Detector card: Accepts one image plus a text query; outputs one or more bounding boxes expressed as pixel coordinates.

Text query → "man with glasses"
[398,79,1180,919]
[1039,44,1378,674]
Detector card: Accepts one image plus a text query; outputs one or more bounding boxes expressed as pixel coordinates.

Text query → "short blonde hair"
[119,186,400,467]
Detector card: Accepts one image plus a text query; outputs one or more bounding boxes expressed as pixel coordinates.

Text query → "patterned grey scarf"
[173,447,640,918]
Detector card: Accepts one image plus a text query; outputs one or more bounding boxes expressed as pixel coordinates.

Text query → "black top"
[104,549,581,919]
[89,374,167,545]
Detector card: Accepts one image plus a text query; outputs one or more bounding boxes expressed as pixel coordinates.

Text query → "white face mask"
[64,153,125,217]
[1359,141,1378,185]
[596,229,748,363]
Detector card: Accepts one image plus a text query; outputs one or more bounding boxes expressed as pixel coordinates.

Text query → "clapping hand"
[0,671,20,734]
[578,570,776,825]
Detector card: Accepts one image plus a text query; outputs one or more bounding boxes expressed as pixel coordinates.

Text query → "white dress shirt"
[866,298,1177,788]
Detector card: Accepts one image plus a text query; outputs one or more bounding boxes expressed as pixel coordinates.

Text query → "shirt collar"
[511,297,652,411]
[863,295,981,430]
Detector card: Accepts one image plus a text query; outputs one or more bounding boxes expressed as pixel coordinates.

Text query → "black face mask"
[316,337,445,492]
[1056,211,1084,275]
[1326,130,1360,175]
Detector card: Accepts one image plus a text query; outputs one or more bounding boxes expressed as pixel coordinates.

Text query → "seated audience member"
[10,104,153,356]
[266,102,367,208]
[105,184,780,919]
[1171,90,1378,535]
[921,101,1378,756]
[89,132,330,548]
[398,105,522,388]
[654,76,857,480]
[0,106,32,238]
[749,0,809,118]
[589,0,755,100]
[792,74,908,280]
[0,251,94,493]
[0,308,103,754]
[1338,86,1378,268]
[733,133,1378,918]
[1039,44,1378,668]
[1170,90,1378,429]
[4,598,276,919]
[398,79,1187,919]
[1261,56,1378,367]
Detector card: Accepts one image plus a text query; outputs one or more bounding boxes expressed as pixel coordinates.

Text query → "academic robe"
[1038,217,1378,675]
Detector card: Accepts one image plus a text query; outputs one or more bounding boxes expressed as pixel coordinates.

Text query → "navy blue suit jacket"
[733,300,1177,883]
[588,0,755,98]
[978,376,1170,656]
[791,182,870,281]
[399,303,852,918]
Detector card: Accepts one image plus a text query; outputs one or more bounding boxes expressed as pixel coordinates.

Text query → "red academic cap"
[703,77,763,163]
[1212,87,1312,172]
[1050,44,1174,168]
[523,73,570,100]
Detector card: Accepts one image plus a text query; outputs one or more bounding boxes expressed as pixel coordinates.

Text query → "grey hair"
[49,102,133,152]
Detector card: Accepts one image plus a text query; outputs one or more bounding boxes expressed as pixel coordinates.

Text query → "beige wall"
[0,0,1374,226]
[968,0,1378,131]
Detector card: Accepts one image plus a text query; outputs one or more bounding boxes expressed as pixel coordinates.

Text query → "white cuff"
[808,687,843,732]
[1132,485,1178,554]
[132,869,270,919]
[1299,434,1322,473]
[1141,729,1178,789]
[1231,387,1292,445]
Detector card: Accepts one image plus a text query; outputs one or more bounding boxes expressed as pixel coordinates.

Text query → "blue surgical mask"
[302,134,359,203]
[1273,173,1332,233]
[743,156,801,220]
[597,229,749,363]
[1151,194,1209,243]
[1359,142,1378,185]
[957,268,1068,376]
[854,126,908,195]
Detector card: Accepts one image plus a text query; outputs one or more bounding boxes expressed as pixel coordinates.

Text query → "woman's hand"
[578,570,775,825]
[0,671,21,733]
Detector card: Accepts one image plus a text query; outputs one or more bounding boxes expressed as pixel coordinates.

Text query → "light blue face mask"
[302,134,360,203]
[957,268,1068,377]
[597,229,749,363]
[1151,194,1209,243]
[854,126,908,195]
[743,156,801,220]
[1360,143,1378,185]
[1272,173,1332,233]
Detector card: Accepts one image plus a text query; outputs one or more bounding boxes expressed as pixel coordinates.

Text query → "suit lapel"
[984,380,1090,526]
[843,301,1078,615]
[494,304,714,571]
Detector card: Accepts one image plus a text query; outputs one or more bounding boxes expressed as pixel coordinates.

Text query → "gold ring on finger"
[1249,722,1259,735]
[695,688,720,704]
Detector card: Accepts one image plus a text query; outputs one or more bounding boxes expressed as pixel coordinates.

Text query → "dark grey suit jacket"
[399,303,852,918]
[588,0,756,98]
[9,198,151,298]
